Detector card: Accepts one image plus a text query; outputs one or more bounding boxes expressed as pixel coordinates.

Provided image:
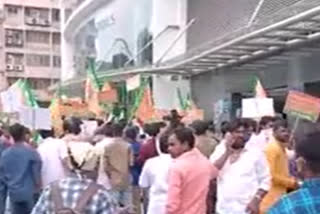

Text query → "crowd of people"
[0,110,319,214]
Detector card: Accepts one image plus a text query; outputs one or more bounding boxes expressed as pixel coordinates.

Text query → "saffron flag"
[135,86,155,122]
[85,60,103,116]
[254,78,267,98]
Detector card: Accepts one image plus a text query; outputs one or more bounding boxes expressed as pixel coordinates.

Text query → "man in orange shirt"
[260,119,298,213]
[166,127,218,214]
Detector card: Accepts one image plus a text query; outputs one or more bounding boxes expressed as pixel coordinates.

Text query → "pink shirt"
[166,148,218,214]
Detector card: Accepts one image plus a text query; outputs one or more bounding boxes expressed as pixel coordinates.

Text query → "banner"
[284,91,320,122]
[19,107,52,130]
[242,98,275,118]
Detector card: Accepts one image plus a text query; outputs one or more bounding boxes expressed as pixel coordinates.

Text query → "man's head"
[39,129,54,139]
[273,119,290,144]
[9,123,27,143]
[243,118,257,135]
[143,122,160,138]
[63,117,83,135]
[168,127,195,158]
[295,131,320,179]
[259,116,275,131]
[124,126,138,142]
[190,120,208,136]
[159,133,170,154]
[112,123,125,138]
[229,119,250,150]
[156,121,168,136]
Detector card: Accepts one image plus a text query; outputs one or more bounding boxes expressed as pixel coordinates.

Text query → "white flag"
[126,75,140,91]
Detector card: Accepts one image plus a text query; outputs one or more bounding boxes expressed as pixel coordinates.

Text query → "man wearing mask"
[268,131,320,213]
[166,127,217,214]
[210,119,271,214]
[260,120,298,213]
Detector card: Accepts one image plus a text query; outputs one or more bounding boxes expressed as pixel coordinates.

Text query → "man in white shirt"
[139,134,172,214]
[210,119,271,214]
[37,130,66,187]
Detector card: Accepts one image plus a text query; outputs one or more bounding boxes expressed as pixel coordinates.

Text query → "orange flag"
[135,87,155,122]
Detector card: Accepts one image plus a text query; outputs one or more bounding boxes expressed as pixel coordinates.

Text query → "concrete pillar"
[60,3,76,81]
[288,55,304,91]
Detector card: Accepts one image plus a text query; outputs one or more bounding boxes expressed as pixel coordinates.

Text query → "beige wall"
[1,0,61,98]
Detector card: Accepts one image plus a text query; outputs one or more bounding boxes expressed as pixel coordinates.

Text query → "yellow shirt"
[260,140,296,213]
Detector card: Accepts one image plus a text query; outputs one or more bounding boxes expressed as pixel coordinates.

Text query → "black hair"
[296,131,320,173]
[243,118,257,131]
[190,120,209,136]
[125,126,138,141]
[38,129,54,139]
[24,127,31,135]
[112,123,125,137]
[104,123,114,137]
[172,127,195,148]
[229,119,247,132]
[159,134,169,153]
[143,123,160,137]
[273,119,288,132]
[220,121,230,136]
[63,117,83,135]
[9,123,27,142]
[207,120,215,133]
[94,122,113,137]
[156,121,167,129]
[259,116,275,128]
[96,119,104,127]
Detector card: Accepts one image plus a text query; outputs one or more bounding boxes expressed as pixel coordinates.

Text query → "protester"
[259,116,276,143]
[37,129,66,188]
[155,121,168,155]
[190,120,218,158]
[31,137,119,214]
[139,133,172,214]
[124,126,142,214]
[138,122,161,166]
[0,123,42,214]
[260,119,298,213]
[210,119,271,214]
[60,117,96,177]
[95,123,114,190]
[104,123,133,209]
[163,110,184,130]
[268,131,320,213]
[166,127,217,214]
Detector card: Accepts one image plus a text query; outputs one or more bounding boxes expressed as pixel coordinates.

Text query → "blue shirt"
[0,143,42,202]
[130,141,142,186]
[268,178,320,214]
[0,139,8,158]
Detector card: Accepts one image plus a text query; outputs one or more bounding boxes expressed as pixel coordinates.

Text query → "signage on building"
[284,91,320,122]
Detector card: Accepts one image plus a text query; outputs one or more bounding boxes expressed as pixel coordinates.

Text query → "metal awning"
[57,1,320,90]
[156,3,320,76]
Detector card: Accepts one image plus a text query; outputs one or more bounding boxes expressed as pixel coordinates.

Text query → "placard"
[284,91,320,122]
[19,107,52,130]
[242,98,275,118]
